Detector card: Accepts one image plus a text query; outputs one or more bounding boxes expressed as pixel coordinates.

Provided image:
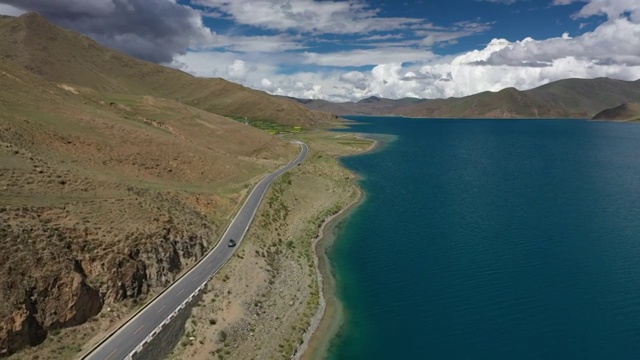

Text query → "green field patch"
[229,117,302,135]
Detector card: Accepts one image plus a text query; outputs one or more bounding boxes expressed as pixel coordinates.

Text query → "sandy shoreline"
[294,137,379,360]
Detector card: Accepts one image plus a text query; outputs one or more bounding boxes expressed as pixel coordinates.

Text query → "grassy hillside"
[393,87,561,118]
[0,27,306,357]
[0,13,338,127]
[592,103,640,121]
[528,78,640,116]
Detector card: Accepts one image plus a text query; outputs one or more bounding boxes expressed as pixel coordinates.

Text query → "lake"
[327,117,640,360]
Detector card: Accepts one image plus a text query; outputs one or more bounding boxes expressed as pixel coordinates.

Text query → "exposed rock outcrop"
[0,264,101,357]
[0,204,215,357]
[0,302,46,356]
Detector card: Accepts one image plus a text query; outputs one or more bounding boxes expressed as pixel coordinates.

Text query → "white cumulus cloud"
[192,0,424,35]
[226,59,250,81]
[0,3,24,16]
[575,0,640,21]
[173,0,640,102]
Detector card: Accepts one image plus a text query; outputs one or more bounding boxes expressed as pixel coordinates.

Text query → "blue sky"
[1,0,639,101]
[186,0,594,65]
[189,0,595,58]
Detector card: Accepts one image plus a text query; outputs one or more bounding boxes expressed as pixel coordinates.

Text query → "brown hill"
[395,78,640,118]
[281,95,426,115]
[0,23,305,357]
[287,78,640,119]
[526,78,640,116]
[592,103,640,121]
[395,87,567,118]
[0,13,338,127]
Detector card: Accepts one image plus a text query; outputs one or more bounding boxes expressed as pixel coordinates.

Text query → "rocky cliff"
[0,199,217,357]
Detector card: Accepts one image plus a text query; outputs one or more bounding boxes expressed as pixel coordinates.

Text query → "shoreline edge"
[293,136,379,360]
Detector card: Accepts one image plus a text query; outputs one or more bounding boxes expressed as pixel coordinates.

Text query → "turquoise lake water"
[327,117,640,360]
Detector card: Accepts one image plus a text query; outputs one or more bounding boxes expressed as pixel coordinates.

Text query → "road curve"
[83,142,308,360]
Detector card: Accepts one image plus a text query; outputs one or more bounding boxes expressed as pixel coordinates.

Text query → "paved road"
[83,142,308,360]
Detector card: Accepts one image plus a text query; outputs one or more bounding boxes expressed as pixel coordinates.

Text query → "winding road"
[83,142,308,360]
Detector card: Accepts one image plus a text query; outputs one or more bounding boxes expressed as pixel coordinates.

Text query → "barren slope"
[0,13,338,128]
[394,87,564,118]
[0,55,297,357]
[592,103,640,121]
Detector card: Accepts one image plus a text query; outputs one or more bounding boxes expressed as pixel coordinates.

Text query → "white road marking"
[105,348,118,360]
[133,324,144,335]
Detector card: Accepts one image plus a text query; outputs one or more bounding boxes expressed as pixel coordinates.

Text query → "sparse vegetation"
[0,12,366,360]
[218,330,227,343]
[229,117,303,134]
[167,131,373,360]
[593,103,640,121]
[0,12,318,360]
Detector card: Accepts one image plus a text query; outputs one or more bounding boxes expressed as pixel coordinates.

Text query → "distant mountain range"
[283,78,640,120]
[8,13,637,124]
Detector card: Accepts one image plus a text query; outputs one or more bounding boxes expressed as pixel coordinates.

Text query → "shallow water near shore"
[325,117,640,360]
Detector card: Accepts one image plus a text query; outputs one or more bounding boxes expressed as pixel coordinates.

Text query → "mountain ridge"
[0,12,339,127]
[592,103,640,121]
[285,77,640,119]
